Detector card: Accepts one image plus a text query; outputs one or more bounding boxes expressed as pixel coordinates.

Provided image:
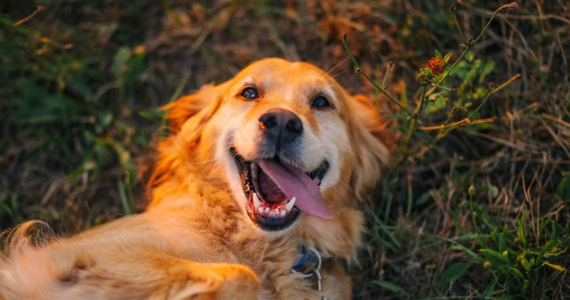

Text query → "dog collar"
[292,246,328,299]
[292,246,323,272]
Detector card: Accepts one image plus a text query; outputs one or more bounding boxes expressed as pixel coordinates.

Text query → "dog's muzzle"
[230,109,333,231]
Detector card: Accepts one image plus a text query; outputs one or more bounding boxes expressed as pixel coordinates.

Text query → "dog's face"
[211,60,352,231]
[157,58,389,235]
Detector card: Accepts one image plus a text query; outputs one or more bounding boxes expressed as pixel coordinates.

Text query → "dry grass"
[1,0,569,298]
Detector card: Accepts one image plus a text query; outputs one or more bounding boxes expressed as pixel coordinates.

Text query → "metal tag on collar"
[312,268,327,300]
[291,248,327,299]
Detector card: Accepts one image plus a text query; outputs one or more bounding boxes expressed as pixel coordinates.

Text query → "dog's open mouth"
[230,148,332,231]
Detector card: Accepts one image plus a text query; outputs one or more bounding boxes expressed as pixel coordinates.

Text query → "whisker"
[323,56,350,79]
[329,69,353,79]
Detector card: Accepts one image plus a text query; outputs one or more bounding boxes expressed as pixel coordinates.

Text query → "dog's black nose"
[259,109,303,145]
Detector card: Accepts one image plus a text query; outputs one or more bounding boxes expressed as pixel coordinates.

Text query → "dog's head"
[152,58,390,235]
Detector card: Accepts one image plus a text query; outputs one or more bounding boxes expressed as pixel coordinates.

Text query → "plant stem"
[472,2,518,45]
[11,6,44,30]
[419,74,520,131]
[342,35,413,116]
[468,186,481,235]
[402,86,427,156]
[426,2,518,98]
[382,61,394,90]
[406,166,413,218]
[451,7,467,43]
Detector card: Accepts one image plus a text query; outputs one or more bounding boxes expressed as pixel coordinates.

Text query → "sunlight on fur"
[0,58,391,300]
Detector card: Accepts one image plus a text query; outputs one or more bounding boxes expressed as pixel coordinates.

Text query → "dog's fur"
[0,58,390,300]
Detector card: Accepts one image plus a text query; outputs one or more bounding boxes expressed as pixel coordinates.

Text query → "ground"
[1,1,569,299]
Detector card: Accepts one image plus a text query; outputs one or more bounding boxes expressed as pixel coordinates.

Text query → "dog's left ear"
[348,94,393,200]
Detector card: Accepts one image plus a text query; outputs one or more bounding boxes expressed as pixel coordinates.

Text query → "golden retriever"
[0,58,390,300]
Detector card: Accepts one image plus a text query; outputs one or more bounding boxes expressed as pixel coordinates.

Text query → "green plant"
[343,2,519,217]
[1,6,153,224]
[340,2,568,298]
[343,3,521,163]
[456,187,569,298]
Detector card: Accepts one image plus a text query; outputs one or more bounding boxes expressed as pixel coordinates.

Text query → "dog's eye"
[241,87,259,100]
[311,96,331,110]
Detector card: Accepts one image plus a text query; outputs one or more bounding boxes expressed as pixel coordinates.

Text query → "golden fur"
[0,58,390,300]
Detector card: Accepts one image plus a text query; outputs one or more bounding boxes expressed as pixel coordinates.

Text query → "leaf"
[414,130,434,144]
[465,69,477,83]
[517,212,528,249]
[139,107,167,120]
[438,262,470,288]
[124,51,147,82]
[556,171,570,202]
[66,75,95,100]
[489,185,499,198]
[509,266,525,281]
[435,49,443,59]
[472,59,482,70]
[480,184,499,198]
[387,113,410,120]
[480,248,511,265]
[415,190,431,206]
[481,279,506,298]
[541,261,567,272]
[465,50,475,62]
[373,280,411,296]
[479,61,495,83]
[117,177,132,215]
[448,245,485,263]
[517,252,533,271]
[444,53,452,62]
[499,225,508,253]
[95,111,114,134]
[113,47,131,81]
[424,93,446,114]
[474,86,487,99]
[364,205,401,250]
[420,68,431,76]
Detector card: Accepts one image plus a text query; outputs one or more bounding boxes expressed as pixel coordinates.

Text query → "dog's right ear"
[149,83,227,197]
[162,84,226,132]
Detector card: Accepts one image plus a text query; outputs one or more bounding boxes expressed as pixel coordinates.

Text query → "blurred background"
[1,0,569,299]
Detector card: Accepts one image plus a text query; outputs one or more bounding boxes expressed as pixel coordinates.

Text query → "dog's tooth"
[285,197,296,212]
[274,208,280,216]
[280,210,286,217]
[253,192,262,209]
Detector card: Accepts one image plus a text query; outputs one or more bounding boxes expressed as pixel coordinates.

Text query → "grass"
[1,0,569,299]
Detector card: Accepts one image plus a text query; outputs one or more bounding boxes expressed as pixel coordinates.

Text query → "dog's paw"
[168,262,259,300]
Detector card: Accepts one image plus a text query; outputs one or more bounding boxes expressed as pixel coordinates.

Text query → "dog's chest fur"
[150,177,321,299]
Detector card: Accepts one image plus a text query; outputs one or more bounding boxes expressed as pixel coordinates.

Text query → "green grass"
[1,1,569,299]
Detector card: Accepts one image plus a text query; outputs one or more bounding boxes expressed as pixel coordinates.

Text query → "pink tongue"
[258,160,333,220]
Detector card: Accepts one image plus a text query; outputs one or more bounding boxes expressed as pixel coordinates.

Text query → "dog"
[0,58,390,300]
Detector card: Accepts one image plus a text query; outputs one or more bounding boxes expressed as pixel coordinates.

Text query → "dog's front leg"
[1,244,259,300]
